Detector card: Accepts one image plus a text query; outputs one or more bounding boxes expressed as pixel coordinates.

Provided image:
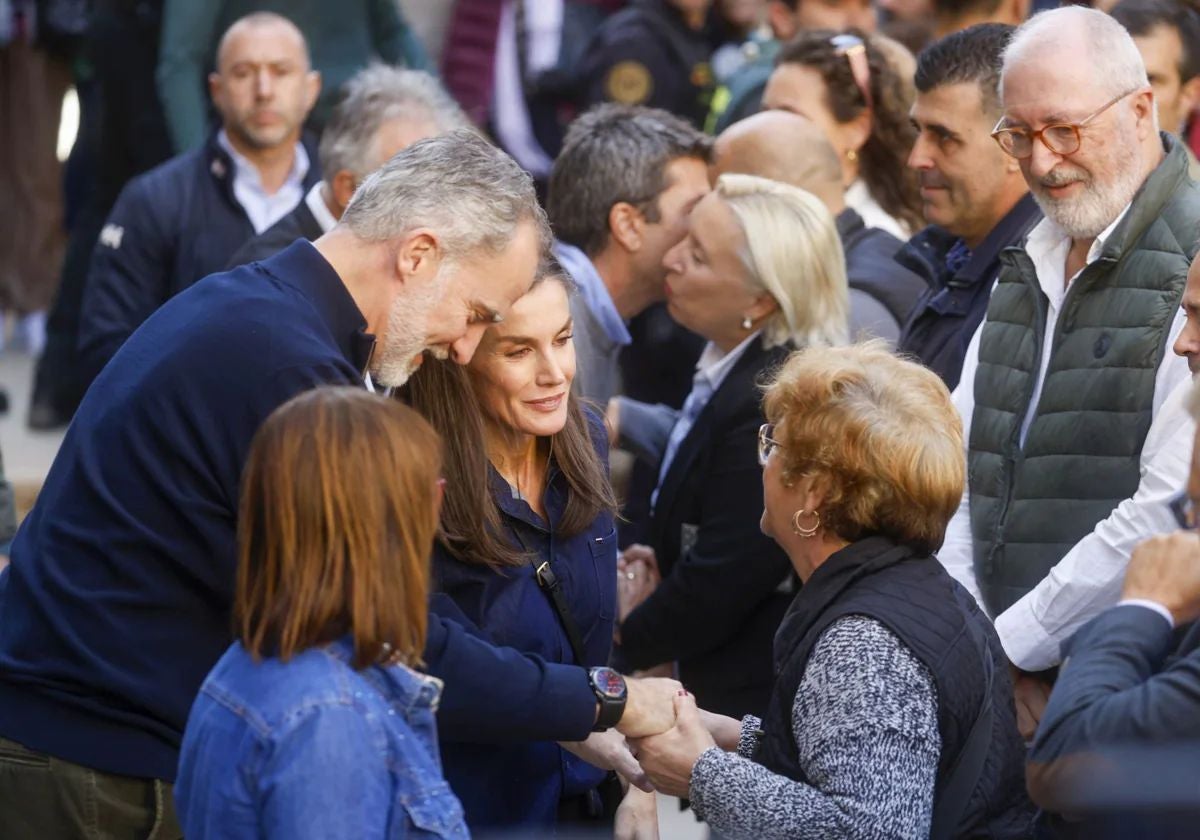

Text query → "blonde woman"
[608,174,848,720]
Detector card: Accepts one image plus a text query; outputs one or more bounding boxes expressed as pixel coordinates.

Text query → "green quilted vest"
[969,136,1199,617]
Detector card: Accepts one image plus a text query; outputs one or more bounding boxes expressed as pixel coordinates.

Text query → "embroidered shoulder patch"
[605,61,653,104]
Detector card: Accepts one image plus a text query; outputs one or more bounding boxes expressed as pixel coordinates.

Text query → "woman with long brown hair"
[763,29,923,237]
[404,261,628,833]
[175,387,466,839]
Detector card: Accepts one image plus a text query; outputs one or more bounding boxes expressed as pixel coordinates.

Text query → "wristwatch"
[589,666,627,732]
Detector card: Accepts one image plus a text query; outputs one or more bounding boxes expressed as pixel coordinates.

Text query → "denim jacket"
[430,410,618,830]
[176,638,468,839]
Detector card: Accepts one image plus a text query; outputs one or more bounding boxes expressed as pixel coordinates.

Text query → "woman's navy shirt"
[430,411,617,831]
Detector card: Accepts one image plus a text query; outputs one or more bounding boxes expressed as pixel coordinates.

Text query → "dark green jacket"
[970,134,1199,616]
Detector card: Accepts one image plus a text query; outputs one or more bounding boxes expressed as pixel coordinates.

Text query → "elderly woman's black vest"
[754,537,1032,838]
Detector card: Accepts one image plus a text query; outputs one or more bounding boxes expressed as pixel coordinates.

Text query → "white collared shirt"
[937,208,1192,669]
[217,130,310,234]
[845,179,911,240]
[304,182,339,234]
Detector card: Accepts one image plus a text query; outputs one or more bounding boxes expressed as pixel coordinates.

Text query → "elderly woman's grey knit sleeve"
[689,615,941,839]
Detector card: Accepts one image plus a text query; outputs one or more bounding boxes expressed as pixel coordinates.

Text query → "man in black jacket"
[897,23,1038,390]
[230,65,471,267]
[711,108,927,344]
[77,12,320,388]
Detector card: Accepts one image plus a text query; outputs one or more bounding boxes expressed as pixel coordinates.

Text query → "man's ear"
[208,72,223,110]
[1132,88,1158,139]
[303,70,321,115]
[1178,77,1200,134]
[1006,0,1031,25]
[766,1,798,41]
[608,202,646,253]
[395,230,439,284]
[330,170,357,216]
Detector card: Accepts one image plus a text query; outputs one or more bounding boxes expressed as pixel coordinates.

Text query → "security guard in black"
[578,0,715,128]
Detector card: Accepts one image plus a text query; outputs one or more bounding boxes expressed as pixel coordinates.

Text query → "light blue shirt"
[554,241,631,347]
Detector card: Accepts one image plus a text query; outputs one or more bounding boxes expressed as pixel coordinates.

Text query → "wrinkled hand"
[617,546,660,623]
[616,676,682,738]
[697,708,743,752]
[559,729,652,792]
[1012,667,1053,741]
[1121,531,1200,625]
[630,692,715,798]
[614,785,659,840]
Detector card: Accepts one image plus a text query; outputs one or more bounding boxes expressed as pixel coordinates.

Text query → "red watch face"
[593,667,627,700]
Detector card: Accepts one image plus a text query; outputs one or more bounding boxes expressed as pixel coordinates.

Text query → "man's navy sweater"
[0,242,595,782]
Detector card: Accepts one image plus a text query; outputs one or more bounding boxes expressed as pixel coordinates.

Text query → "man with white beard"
[0,130,679,835]
[934,5,1200,741]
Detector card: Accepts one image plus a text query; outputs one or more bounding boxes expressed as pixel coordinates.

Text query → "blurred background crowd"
[2,0,1200,838]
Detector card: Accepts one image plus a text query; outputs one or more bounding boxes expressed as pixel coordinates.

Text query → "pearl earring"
[741,315,752,330]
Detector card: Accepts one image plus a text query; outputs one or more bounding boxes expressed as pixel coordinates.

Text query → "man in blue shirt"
[0,131,678,838]
[546,103,712,405]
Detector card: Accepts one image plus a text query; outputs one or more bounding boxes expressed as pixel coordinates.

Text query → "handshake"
[561,676,745,828]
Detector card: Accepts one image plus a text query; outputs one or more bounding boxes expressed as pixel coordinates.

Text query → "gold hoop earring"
[791,509,820,538]
[846,149,858,163]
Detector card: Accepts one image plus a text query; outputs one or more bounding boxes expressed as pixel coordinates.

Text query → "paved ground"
[1,349,64,518]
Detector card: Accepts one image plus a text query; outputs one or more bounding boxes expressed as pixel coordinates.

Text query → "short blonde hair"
[762,341,964,553]
[715,173,848,349]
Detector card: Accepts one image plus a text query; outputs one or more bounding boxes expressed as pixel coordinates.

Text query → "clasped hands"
[564,677,741,800]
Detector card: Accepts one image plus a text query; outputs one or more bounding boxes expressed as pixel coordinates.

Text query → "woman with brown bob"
[175,387,467,839]
[634,343,1033,839]
[404,262,638,833]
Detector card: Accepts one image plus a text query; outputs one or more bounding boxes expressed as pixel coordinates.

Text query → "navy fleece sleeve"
[79,178,174,388]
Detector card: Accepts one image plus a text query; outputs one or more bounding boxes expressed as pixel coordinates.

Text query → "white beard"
[1030,131,1144,240]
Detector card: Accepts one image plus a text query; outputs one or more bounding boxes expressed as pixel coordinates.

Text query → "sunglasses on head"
[830,34,873,115]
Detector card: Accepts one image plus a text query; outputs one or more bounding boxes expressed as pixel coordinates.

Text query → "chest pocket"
[394,781,468,839]
[587,526,618,621]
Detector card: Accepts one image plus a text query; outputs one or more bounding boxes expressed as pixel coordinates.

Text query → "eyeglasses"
[1169,490,1196,530]
[831,34,873,115]
[758,423,784,467]
[990,87,1141,160]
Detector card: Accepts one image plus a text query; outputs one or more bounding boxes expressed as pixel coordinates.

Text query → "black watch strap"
[590,667,627,732]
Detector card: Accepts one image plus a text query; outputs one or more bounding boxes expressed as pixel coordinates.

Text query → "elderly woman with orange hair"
[634,343,1033,839]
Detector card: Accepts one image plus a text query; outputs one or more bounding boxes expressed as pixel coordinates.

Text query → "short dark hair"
[547,104,712,257]
[1111,0,1200,82]
[914,23,1015,116]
